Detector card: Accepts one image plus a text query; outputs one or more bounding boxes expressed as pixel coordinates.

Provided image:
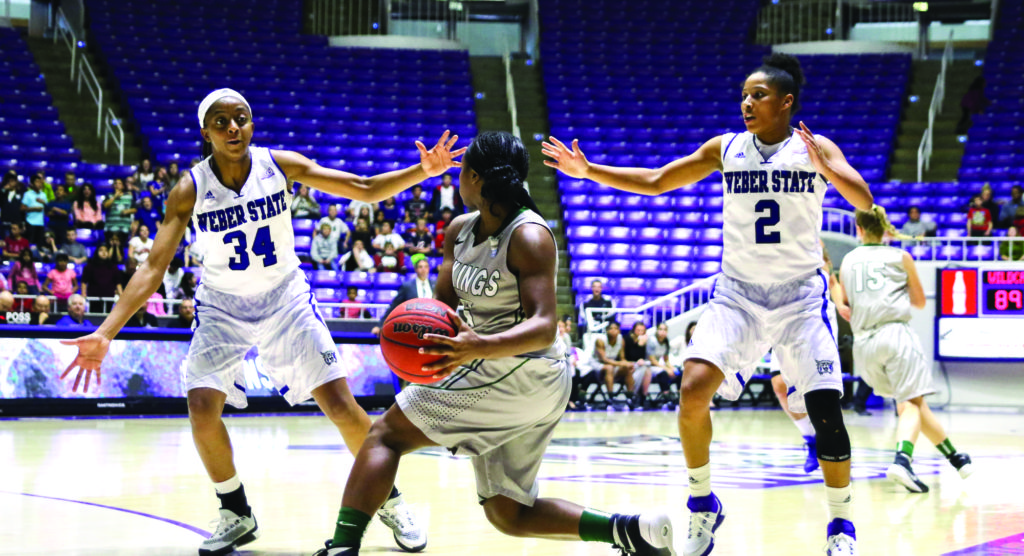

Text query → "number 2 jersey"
[189,146,301,296]
[838,245,912,336]
[719,131,829,284]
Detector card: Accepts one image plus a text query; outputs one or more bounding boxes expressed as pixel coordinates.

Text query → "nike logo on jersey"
[723,170,817,195]
[195,190,289,233]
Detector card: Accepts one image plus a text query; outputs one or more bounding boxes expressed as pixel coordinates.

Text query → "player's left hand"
[417,130,467,178]
[420,308,485,379]
[795,121,829,174]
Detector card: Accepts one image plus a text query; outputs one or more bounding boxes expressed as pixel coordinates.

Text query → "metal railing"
[917,31,954,182]
[309,0,469,41]
[756,0,915,45]
[502,45,521,141]
[584,277,717,334]
[54,8,125,163]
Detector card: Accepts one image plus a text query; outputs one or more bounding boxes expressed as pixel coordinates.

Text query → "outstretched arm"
[795,121,873,211]
[542,135,724,196]
[272,131,465,204]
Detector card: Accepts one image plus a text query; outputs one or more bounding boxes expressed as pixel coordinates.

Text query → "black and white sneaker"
[377,494,427,552]
[199,508,259,555]
[612,512,677,555]
[886,459,929,493]
[949,452,974,479]
[312,540,359,556]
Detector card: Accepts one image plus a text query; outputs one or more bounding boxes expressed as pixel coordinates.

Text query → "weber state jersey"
[452,208,564,359]
[720,131,829,283]
[839,245,913,336]
[189,146,300,296]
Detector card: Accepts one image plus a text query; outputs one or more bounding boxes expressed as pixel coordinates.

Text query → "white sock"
[687,463,712,497]
[793,416,816,438]
[213,475,242,495]
[825,485,852,522]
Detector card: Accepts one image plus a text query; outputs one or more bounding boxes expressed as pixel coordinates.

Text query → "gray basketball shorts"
[396,355,571,506]
[853,322,934,403]
[186,269,345,408]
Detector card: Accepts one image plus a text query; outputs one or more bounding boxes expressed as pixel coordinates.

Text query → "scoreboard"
[936,265,1024,361]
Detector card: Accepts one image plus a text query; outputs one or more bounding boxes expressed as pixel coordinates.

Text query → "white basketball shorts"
[186,269,345,408]
[853,322,934,403]
[686,270,842,413]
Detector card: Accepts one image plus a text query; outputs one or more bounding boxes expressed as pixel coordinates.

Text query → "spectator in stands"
[62,171,77,193]
[103,178,135,241]
[135,158,155,187]
[124,175,143,199]
[372,219,406,251]
[174,271,197,300]
[129,224,155,266]
[0,290,13,320]
[341,287,371,319]
[107,233,126,264]
[980,186,1000,218]
[999,185,1024,230]
[43,253,78,308]
[339,239,375,272]
[900,205,936,239]
[31,170,55,201]
[348,200,377,225]
[428,173,463,218]
[290,184,319,219]
[406,217,435,257]
[21,174,48,245]
[46,184,73,244]
[163,258,185,299]
[29,295,50,326]
[135,196,162,234]
[956,76,990,135]
[374,242,406,274]
[73,183,103,229]
[126,304,158,328]
[580,278,615,333]
[403,184,429,223]
[350,217,375,254]
[588,321,637,404]
[623,321,653,404]
[668,321,698,369]
[59,229,88,265]
[370,257,435,335]
[0,172,24,235]
[36,230,57,263]
[9,250,39,294]
[648,322,679,395]
[171,298,195,329]
[149,166,170,206]
[379,196,401,223]
[1001,226,1024,261]
[3,222,30,259]
[318,204,351,248]
[56,294,92,327]
[967,195,993,237]
[311,223,340,271]
[12,281,32,312]
[167,162,181,186]
[81,244,124,299]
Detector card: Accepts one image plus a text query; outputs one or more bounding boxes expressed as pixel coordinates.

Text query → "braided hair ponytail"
[463,131,543,218]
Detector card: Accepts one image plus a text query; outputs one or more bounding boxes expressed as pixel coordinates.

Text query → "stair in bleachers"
[470,57,513,133]
[889,59,978,183]
[24,36,144,165]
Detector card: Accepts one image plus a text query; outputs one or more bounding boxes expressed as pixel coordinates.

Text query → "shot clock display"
[936,265,1024,361]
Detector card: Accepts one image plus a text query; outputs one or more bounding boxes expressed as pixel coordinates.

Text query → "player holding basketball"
[836,205,973,493]
[315,131,678,556]
[60,89,463,555]
[544,54,871,555]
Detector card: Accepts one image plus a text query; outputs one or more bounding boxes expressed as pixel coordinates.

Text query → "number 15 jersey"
[189,146,301,296]
[719,131,829,284]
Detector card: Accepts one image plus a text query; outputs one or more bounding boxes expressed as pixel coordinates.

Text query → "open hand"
[419,308,484,379]
[541,136,590,178]
[417,130,467,178]
[59,333,111,393]
[795,121,828,175]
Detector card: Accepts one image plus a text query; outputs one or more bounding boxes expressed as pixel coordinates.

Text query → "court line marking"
[0,490,210,538]
[942,532,1024,555]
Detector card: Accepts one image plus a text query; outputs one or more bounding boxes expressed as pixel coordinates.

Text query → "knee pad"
[804,390,851,462]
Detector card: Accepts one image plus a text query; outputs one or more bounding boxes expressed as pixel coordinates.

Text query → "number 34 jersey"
[189,146,301,296]
[719,131,829,284]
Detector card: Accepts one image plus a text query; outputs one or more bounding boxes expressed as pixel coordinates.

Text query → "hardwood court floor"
[2,408,1023,555]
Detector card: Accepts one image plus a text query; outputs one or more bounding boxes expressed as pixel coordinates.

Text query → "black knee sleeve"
[804,390,851,462]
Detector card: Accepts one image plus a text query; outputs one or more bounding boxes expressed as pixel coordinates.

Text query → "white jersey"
[839,245,913,336]
[720,131,829,283]
[189,146,301,296]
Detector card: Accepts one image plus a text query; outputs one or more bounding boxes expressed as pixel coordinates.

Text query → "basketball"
[380,298,458,384]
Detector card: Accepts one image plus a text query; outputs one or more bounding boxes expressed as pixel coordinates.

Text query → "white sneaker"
[825,518,856,555]
[377,495,427,552]
[682,494,725,556]
[199,508,259,556]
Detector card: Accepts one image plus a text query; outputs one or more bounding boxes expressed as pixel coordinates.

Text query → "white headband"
[197,88,252,128]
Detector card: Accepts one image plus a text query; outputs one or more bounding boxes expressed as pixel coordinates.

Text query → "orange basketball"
[380,298,457,384]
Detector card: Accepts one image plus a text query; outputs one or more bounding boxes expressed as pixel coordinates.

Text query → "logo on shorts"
[322,351,338,365]
[815,359,834,375]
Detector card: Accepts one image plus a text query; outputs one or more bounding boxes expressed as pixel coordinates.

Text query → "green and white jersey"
[839,244,913,336]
